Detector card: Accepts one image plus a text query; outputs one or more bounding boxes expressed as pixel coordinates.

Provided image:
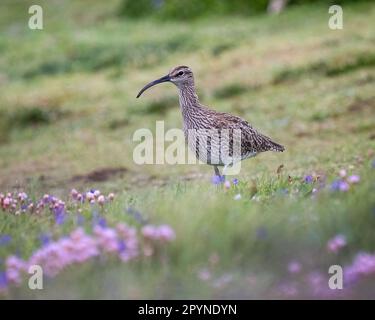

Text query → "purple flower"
[288,261,302,274]
[348,175,360,184]
[330,179,349,192]
[77,214,85,226]
[0,235,11,246]
[232,178,239,185]
[98,217,107,228]
[327,234,347,253]
[0,272,7,290]
[55,212,65,225]
[118,239,126,253]
[304,175,313,183]
[39,233,51,246]
[211,175,225,185]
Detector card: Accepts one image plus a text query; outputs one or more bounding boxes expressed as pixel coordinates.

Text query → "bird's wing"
[212,111,285,153]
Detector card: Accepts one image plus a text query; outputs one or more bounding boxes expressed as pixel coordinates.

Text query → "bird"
[136,66,285,179]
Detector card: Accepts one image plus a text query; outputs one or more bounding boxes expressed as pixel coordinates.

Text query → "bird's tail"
[269,140,285,152]
[262,135,285,152]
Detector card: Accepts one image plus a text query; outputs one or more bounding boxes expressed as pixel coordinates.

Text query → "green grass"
[0,0,375,298]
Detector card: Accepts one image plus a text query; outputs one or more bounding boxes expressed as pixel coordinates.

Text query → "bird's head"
[136,66,194,98]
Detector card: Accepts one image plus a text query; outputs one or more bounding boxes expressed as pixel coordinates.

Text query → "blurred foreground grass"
[0,0,375,298]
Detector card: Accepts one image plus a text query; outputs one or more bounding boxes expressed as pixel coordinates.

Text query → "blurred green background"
[0,0,375,299]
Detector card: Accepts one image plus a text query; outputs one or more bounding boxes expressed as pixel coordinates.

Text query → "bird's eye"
[177,71,184,76]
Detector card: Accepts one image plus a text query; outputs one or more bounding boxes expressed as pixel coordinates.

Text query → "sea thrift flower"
[70,189,78,199]
[224,180,231,189]
[94,225,118,253]
[97,195,105,206]
[348,175,360,184]
[339,169,347,178]
[197,268,211,281]
[17,192,27,202]
[5,256,27,285]
[94,190,101,198]
[327,234,347,253]
[108,193,115,201]
[86,192,95,201]
[288,261,302,274]
[157,225,176,242]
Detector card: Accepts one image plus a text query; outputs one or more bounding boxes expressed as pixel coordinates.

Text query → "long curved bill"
[136,75,170,98]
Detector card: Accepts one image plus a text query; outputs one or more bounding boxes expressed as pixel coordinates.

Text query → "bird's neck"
[178,84,200,112]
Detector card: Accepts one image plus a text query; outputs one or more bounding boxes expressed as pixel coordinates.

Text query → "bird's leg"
[214,165,220,177]
[214,165,226,182]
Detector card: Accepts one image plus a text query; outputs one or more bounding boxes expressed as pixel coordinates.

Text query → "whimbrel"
[137,66,285,178]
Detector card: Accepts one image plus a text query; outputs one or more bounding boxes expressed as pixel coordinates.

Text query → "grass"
[0,0,375,298]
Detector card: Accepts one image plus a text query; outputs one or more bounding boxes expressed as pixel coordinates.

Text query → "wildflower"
[288,261,302,274]
[232,178,239,185]
[372,159,375,169]
[42,194,50,203]
[108,193,115,201]
[158,225,176,242]
[2,197,11,209]
[348,175,360,184]
[70,189,78,199]
[224,180,231,189]
[197,268,211,281]
[5,256,26,285]
[327,234,347,253]
[97,217,107,228]
[234,194,242,200]
[279,282,298,297]
[17,192,27,202]
[339,169,347,178]
[39,233,51,246]
[0,235,12,246]
[304,175,313,183]
[86,191,95,201]
[331,179,349,192]
[339,181,350,192]
[97,195,105,206]
[211,175,224,185]
[94,190,101,198]
[0,272,7,293]
[55,212,65,225]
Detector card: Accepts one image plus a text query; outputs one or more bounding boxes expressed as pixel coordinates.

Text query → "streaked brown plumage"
[137,66,285,177]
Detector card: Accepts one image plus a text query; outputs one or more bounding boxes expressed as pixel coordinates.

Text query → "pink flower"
[288,261,302,274]
[86,192,95,201]
[327,234,347,253]
[224,181,231,189]
[348,175,360,184]
[339,169,347,177]
[97,195,105,205]
[158,225,176,241]
[108,193,115,201]
[70,189,78,199]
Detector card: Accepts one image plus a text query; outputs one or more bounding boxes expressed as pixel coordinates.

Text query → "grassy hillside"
[0,0,374,298]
